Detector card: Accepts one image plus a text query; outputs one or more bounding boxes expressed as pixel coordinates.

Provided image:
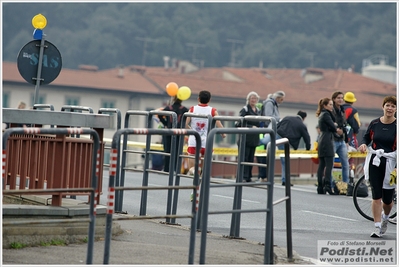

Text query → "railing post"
[118,110,149,213]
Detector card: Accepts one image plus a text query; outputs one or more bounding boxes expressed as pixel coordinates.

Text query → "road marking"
[302,210,358,221]
[213,194,261,203]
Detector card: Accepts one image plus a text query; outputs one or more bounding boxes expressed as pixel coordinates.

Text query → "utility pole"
[136,37,158,66]
[227,39,243,68]
[186,42,205,64]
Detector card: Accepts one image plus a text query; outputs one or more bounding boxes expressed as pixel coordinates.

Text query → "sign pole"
[34,34,45,104]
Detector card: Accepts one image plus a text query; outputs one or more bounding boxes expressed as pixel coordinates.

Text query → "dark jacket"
[277,115,311,150]
[318,109,337,157]
[332,105,347,142]
[237,104,260,147]
[342,103,360,148]
[342,103,360,134]
[159,103,189,129]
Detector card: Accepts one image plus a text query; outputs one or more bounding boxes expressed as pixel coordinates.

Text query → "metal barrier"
[2,108,109,205]
[103,128,201,264]
[2,127,100,264]
[117,110,178,216]
[33,104,55,111]
[193,115,244,228]
[61,105,94,138]
[198,126,292,264]
[61,105,94,113]
[168,112,213,225]
[142,110,178,219]
[98,108,122,204]
[98,108,122,166]
[274,137,293,262]
[33,104,55,128]
[117,110,150,212]
[230,115,277,237]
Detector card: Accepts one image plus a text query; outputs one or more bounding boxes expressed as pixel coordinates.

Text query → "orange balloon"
[166,82,178,96]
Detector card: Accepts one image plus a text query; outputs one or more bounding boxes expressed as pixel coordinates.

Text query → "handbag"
[347,180,368,197]
[334,181,348,195]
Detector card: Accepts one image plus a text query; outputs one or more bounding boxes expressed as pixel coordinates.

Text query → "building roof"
[2,61,163,95]
[2,61,396,111]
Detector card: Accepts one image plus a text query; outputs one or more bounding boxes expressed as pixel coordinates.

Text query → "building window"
[2,92,9,108]
[30,94,46,107]
[101,100,115,109]
[101,100,117,129]
[65,96,80,106]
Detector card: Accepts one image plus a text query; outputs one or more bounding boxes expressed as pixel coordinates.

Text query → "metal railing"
[2,127,100,264]
[197,125,293,264]
[103,128,201,264]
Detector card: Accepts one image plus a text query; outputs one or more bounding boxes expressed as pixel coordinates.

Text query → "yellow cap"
[344,92,356,103]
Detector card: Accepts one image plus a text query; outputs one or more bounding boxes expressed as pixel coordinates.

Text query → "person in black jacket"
[316,98,343,195]
[159,96,189,172]
[277,110,311,150]
[276,110,311,186]
[237,91,261,182]
[331,91,349,184]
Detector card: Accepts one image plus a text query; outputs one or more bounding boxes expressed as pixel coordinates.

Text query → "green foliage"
[50,239,66,246]
[2,3,396,71]
[10,242,27,249]
[40,239,66,246]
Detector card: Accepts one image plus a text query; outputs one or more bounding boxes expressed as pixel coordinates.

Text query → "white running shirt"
[188,104,216,148]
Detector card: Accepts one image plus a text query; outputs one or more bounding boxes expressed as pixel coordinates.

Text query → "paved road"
[97,171,397,261]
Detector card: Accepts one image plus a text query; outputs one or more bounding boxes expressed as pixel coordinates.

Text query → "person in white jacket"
[358,95,396,238]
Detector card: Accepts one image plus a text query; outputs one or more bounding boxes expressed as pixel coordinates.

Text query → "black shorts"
[368,155,395,204]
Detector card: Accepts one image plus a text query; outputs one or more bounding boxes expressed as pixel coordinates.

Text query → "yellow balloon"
[177,86,191,101]
[32,14,47,29]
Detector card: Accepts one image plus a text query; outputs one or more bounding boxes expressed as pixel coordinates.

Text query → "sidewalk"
[2,213,316,265]
[2,176,318,265]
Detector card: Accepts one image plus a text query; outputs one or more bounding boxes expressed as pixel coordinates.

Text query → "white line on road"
[302,210,358,221]
[213,194,261,203]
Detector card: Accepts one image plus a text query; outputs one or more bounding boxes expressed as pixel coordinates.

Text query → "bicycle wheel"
[353,175,373,221]
[389,191,397,223]
[353,175,397,221]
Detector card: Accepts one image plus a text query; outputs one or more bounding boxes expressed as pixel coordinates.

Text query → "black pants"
[163,135,181,173]
[317,156,334,189]
[243,145,256,182]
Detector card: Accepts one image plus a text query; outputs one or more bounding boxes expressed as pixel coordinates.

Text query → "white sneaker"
[370,226,382,238]
[381,217,389,235]
[187,167,195,176]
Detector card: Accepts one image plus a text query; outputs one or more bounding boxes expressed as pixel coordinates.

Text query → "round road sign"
[17,39,62,85]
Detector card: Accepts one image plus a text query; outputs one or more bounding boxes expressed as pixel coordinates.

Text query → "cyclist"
[358,96,396,238]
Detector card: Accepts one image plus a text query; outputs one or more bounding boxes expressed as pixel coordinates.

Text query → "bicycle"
[353,175,397,224]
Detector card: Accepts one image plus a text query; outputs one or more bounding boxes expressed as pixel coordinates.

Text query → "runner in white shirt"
[186,90,226,201]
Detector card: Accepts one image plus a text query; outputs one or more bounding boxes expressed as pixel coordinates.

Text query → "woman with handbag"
[316,98,343,194]
[358,96,396,238]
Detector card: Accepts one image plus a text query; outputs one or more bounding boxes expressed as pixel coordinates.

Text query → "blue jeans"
[278,141,286,183]
[333,141,349,183]
[261,134,286,183]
